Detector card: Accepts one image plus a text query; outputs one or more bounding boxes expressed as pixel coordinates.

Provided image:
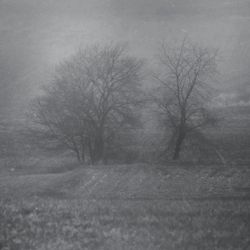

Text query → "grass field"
[1,157,250,250]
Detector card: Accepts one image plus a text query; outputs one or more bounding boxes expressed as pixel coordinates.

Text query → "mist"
[0,0,250,117]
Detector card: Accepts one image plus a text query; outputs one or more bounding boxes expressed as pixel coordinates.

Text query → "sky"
[1,0,250,116]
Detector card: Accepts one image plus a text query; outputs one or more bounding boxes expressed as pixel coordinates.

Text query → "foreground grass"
[1,198,250,250]
[1,162,250,249]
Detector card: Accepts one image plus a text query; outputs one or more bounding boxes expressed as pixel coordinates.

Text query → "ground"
[0,156,250,249]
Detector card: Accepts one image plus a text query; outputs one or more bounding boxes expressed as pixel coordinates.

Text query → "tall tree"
[154,39,218,160]
[32,44,143,164]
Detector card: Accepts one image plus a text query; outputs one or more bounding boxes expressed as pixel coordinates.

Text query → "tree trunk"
[93,134,104,163]
[75,150,81,162]
[80,136,85,163]
[172,130,185,160]
[80,147,85,163]
[73,148,85,163]
[88,138,94,164]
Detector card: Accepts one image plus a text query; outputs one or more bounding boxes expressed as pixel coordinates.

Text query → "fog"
[1,0,250,117]
[1,3,250,248]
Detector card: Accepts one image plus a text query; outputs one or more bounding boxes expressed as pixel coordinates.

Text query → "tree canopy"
[33,44,143,163]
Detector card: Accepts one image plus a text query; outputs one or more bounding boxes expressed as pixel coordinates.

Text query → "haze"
[1,0,250,117]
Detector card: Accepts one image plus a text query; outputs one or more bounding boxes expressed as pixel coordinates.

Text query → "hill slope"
[1,164,250,250]
[1,164,249,201]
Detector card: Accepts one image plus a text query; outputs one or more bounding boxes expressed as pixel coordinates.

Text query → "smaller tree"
[154,39,218,160]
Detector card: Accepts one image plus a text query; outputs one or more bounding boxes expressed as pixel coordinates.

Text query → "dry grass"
[0,160,250,249]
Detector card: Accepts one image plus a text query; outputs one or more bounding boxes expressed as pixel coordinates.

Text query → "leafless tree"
[32,44,143,164]
[154,39,218,160]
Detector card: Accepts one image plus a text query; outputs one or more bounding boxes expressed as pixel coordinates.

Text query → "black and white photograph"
[0,0,250,249]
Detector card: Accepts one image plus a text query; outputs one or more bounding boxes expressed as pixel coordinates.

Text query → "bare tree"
[32,44,143,164]
[154,39,218,160]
